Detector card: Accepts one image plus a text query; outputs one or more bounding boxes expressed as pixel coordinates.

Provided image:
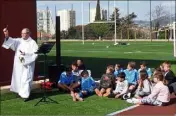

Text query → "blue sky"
[37,1,175,25]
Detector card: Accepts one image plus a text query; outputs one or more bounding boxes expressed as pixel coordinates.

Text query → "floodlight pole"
[114,0,117,44]
[169,1,172,40]
[173,22,176,57]
[82,1,85,45]
[127,0,129,41]
[89,2,90,23]
[108,0,109,20]
[150,0,152,42]
[55,5,57,34]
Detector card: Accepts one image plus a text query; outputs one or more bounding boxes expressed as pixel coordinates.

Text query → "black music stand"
[35,42,58,106]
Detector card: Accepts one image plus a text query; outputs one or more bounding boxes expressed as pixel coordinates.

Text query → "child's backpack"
[41,81,55,90]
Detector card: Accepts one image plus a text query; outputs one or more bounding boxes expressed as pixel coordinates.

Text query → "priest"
[2,28,38,101]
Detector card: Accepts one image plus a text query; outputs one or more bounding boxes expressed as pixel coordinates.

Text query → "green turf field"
[55,41,176,78]
[1,41,176,115]
[1,89,132,115]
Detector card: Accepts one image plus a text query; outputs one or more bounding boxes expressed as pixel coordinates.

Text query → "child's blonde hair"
[163,61,171,68]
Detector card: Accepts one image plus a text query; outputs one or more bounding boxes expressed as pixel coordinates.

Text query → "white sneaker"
[127,93,131,98]
[126,99,133,103]
[131,98,140,104]
[126,98,140,104]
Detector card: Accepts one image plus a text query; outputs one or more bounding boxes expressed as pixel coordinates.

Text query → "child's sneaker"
[122,93,130,100]
[126,98,140,104]
[127,92,131,98]
[126,99,133,103]
[131,98,140,104]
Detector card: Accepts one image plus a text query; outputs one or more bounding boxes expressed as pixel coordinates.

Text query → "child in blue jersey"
[58,66,75,92]
[124,61,138,97]
[71,70,96,101]
[114,64,123,77]
[138,61,152,79]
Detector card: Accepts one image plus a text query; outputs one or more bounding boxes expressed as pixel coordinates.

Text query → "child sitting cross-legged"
[123,61,138,98]
[58,66,75,93]
[71,70,96,101]
[134,69,152,99]
[108,72,128,99]
[127,72,170,106]
[95,65,115,97]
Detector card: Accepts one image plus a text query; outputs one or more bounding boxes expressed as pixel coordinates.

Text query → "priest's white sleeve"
[2,37,20,51]
[23,41,38,66]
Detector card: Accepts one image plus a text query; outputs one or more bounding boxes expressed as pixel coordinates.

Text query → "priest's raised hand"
[3,28,9,38]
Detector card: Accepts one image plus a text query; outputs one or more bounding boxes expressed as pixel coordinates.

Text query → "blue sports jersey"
[138,68,152,78]
[81,76,96,92]
[114,68,123,77]
[124,69,138,85]
[58,72,74,85]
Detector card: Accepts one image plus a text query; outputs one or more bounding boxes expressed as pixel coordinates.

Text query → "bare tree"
[151,3,169,31]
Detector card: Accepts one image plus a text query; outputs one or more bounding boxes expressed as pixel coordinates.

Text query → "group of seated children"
[57,60,176,106]
[58,59,95,101]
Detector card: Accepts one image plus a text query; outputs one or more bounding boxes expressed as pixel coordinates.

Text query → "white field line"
[58,39,173,42]
[50,50,172,55]
[143,45,167,46]
[106,105,139,116]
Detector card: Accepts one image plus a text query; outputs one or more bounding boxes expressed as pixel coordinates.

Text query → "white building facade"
[57,9,76,31]
[37,9,55,35]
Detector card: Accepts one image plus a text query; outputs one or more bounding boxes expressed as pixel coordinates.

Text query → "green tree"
[122,12,137,28]
[110,7,121,27]
[60,30,68,39]
[110,8,137,31]
[89,23,111,38]
[68,27,77,39]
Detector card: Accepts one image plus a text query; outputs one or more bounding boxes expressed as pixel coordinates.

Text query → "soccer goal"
[173,22,176,57]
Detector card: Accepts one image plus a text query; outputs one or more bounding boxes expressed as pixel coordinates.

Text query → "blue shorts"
[79,90,94,98]
[58,82,71,86]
